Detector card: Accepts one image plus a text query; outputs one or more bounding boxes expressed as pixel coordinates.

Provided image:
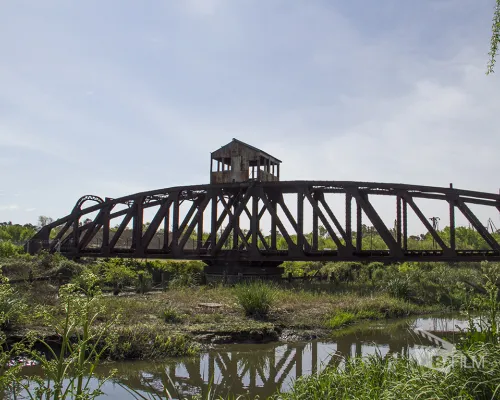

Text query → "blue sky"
[0,0,499,226]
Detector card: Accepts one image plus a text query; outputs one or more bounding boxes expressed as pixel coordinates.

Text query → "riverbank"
[7,285,444,360]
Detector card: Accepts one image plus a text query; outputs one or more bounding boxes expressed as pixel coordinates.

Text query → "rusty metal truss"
[26,181,500,264]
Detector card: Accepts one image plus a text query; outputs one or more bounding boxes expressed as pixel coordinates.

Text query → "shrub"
[385,276,411,300]
[0,241,23,258]
[135,270,152,294]
[101,259,137,288]
[234,280,277,318]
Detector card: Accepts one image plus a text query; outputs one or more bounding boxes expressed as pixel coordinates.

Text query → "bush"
[234,280,277,318]
[101,259,137,288]
[163,260,205,288]
[135,270,152,294]
[385,276,411,300]
[0,241,23,258]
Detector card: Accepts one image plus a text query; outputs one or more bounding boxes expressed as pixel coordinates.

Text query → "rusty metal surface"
[26,180,500,264]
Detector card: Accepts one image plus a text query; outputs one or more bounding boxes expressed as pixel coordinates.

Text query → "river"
[11,313,470,399]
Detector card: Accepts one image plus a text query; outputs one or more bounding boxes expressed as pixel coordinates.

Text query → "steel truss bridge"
[27,181,500,275]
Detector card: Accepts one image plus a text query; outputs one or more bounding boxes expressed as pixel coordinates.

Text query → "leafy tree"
[0,223,36,243]
[488,0,500,73]
[38,215,53,227]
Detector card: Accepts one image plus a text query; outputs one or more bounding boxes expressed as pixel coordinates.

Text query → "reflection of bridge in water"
[110,319,458,399]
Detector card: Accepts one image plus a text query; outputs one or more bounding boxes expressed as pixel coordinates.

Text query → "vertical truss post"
[396,195,402,247]
[197,203,204,251]
[132,197,144,253]
[271,198,277,250]
[295,348,302,379]
[346,192,352,249]
[233,196,239,249]
[163,206,170,250]
[449,198,456,252]
[356,199,362,252]
[402,197,408,251]
[252,190,258,248]
[210,190,217,254]
[171,192,180,255]
[311,341,318,375]
[102,206,110,255]
[312,193,318,251]
[297,191,304,251]
[72,217,79,250]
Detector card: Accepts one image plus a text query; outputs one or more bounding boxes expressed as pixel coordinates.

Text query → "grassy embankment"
[0,252,487,360]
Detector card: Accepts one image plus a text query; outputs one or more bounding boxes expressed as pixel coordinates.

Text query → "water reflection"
[18,314,469,399]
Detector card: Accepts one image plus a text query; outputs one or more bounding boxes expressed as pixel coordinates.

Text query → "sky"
[1,0,499,229]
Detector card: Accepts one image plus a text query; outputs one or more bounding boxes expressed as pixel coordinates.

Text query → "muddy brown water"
[11,314,470,399]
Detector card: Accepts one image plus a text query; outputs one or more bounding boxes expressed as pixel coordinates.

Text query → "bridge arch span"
[26,181,500,271]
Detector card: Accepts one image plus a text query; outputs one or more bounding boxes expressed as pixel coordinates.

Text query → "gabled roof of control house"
[211,138,282,164]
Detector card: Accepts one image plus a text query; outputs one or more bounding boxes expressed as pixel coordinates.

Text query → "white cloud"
[0,0,497,230]
[0,205,19,211]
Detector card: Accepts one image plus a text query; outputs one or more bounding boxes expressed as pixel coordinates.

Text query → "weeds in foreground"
[272,344,500,400]
[10,270,118,399]
[459,261,500,348]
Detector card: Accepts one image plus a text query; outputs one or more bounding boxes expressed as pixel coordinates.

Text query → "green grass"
[273,343,500,400]
[162,304,184,324]
[233,281,278,318]
[104,323,199,360]
[326,310,384,329]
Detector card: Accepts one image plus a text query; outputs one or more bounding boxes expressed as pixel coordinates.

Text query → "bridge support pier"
[204,262,284,284]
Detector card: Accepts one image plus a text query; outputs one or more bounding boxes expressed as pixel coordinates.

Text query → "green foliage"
[325,312,356,329]
[459,261,500,347]
[0,222,36,243]
[0,241,23,258]
[274,344,500,400]
[385,276,411,300]
[135,270,153,294]
[106,325,198,360]
[17,270,117,399]
[101,259,138,287]
[0,272,27,330]
[162,304,184,324]
[163,260,205,288]
[488,0,500,74]
[92,259,205,289]
[326,310,385,329]
[234,280,277,318]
